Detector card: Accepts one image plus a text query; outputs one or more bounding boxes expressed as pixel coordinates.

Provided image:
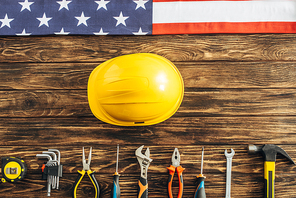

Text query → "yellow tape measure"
[1,157,27,183]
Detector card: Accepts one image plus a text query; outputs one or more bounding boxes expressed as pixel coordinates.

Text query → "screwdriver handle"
[138,176,148,198]
[194,174,206,198]
[112,172,120,198]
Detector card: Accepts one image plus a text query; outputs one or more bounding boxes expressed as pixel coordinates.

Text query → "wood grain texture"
[0,117,296,146]
[1,34,296,63]
[0,146,295,197]
[1,89,296,117]
[1,61,296,90]
[0,34,296,197]
[2,172,295,198]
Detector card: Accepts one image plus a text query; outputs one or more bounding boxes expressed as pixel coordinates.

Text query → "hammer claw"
[248,144,295,198]
[249,144,295,163]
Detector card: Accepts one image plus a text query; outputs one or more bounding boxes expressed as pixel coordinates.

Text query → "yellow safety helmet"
[87,53,184,126]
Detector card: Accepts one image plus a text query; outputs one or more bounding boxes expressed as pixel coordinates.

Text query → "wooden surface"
[0,34,296,197]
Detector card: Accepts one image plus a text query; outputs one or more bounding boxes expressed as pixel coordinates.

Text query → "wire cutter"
[167,148,185,198]
[73,147,100,198]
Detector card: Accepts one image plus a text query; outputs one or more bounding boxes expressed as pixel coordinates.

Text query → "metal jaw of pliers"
[135,145,153,198]
[73,147,100,198]
[167,148,185,198]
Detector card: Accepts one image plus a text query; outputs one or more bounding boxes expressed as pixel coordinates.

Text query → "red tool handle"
[167,165,175,198]
[167,165,185,198]
[176,166,184,198]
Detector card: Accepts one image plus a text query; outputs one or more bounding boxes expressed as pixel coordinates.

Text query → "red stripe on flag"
[153,22,296,34]
[153,0,251,2]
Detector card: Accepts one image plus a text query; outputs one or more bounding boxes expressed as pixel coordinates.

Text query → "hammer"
[248,144,295,198]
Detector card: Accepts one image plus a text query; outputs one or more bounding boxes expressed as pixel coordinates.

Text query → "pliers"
[73,147,100,198]
[167,148,185,198]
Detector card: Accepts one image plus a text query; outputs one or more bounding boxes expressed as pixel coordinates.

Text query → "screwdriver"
[112,144,120,198]
[194,147,206,198]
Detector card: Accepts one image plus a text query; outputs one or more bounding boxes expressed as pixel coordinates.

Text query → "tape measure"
[1,157,27,183]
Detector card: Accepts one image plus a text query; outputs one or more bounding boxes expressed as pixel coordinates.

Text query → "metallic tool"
[36,154,56,196]
[48,149,61,189]
[112,144,120,198]
[194,147,206,198]
[167,148,185,198]
[43,151,58,189]
[73,147,100,198]
[36,149,62,197]
[248,144,295,198]
[135,145,153,198]
[225,148,235,198]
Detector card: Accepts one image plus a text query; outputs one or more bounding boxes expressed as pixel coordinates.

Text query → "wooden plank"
[3,145,295,174]
[0,145,295,197]
[0,118,295,146]
[1,61,296,90]
[1,34,296,63]
[1,34,296,198]
[1,89,296,117]
[0,173,267,198]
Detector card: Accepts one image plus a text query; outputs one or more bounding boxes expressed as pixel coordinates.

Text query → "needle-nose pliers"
[167,148,185,198]
[73,147,100,198]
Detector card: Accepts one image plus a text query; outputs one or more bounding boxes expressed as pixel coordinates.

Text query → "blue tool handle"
[194,175,206,198]
[112,173,120,198]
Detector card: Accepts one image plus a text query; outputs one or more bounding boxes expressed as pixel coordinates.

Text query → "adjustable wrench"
[135,145,153,198]
[224,148,235,198]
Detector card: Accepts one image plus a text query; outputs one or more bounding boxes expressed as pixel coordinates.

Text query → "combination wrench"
[224,148,235,198]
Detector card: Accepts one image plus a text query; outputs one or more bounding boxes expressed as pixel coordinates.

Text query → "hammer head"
[248,144,295,164]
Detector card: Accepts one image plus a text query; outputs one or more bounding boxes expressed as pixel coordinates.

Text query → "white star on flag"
[37,13,52,27]
[114,12,129,26]
[0,14,14,28]
[95,0,110,10]
[16,28,31,36]
[57,0,72,11]
[133,27,148,35]
[75,12,90,26]
[19,0,34,12]
[94,28,109,35]
[133,0,149,10]
[55,28,70,35]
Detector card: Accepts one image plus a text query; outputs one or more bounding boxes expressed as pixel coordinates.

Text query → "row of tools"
[0,144,294,198]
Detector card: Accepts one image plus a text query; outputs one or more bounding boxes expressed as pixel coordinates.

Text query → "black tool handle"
[73,170,84,198]
[194,175,206,198]
[112,173,120,198]
[88,171,100,198]
[138,176,148,198]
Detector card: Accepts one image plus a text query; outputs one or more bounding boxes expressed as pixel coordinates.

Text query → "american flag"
[1,0,296,36]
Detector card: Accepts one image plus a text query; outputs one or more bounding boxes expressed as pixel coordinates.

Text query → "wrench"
[48,149,61,189]
[224,148,235,198]
[36,154,53,197]
[42,152,57,189]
